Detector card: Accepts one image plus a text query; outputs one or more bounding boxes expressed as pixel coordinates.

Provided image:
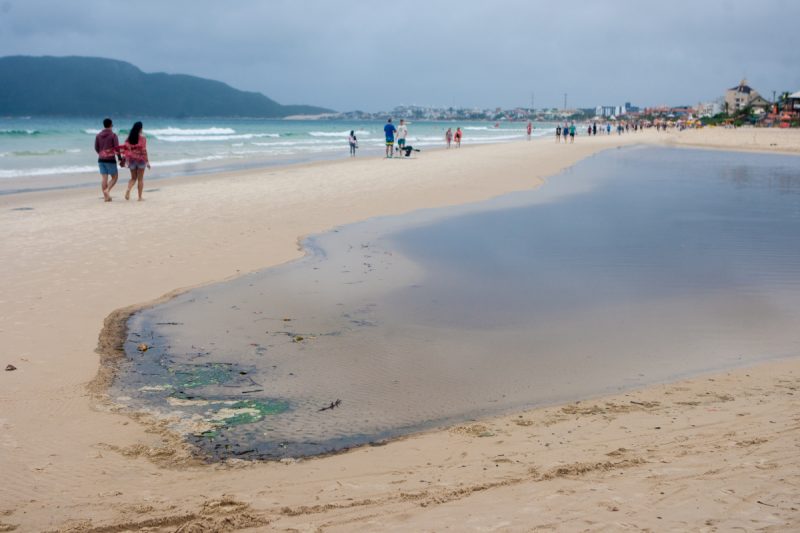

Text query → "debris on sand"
[319,399,342,412]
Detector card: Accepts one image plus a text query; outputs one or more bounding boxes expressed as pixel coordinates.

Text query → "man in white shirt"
[396,119,409,153]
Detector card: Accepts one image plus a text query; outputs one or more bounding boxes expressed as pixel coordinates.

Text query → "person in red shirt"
[94,118,122,202]
[121,121,151,201]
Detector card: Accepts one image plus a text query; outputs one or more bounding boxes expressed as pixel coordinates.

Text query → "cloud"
[1,0,798,111]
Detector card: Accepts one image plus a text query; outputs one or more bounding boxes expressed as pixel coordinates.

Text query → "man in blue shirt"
[384,118,397,158]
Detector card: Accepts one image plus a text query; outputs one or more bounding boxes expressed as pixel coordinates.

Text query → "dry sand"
[0,127,798,532]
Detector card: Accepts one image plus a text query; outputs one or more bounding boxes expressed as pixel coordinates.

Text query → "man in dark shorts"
[94,118,122,202]
[384,118,397,158]
[396,119,408,154]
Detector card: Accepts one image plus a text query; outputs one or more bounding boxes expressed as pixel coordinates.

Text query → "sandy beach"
[1,127,799,532]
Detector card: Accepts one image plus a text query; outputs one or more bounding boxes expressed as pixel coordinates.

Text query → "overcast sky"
[2,0,798,112]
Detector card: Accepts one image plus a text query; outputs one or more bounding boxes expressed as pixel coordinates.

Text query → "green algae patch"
[209,399,290,427]
[170,363,236,389]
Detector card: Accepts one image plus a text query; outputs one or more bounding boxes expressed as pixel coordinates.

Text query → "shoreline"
[2,128,799,531]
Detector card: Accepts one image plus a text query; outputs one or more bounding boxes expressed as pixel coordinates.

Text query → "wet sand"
[1,127,799,531]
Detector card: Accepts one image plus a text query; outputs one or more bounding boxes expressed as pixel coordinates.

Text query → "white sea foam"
[252,139,344,148]
[148,127,237,136]
[0,155,227,178]
[1,129,40,135]
[0,165,98,178]
[152,155,228,167]
[155,133,279,142]
[309,130,370,137]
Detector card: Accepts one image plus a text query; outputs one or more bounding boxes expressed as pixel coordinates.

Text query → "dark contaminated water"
[111,147,800,460]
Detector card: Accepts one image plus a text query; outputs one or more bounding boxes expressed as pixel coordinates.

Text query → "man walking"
[384,118,397,158]
[94,118,122,202]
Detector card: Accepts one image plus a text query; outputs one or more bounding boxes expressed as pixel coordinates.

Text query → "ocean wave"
[0,165,97,178]
[154,155,228,167]
[155,133,279,142]
[251,139,346,148]
[9,149,68,157]
[0,129,40,136]
[309,130,370,137]
[462,126,530,132]
[148,127,236,136]
[0,155,228,179]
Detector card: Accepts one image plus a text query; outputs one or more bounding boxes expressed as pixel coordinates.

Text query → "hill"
[0,56,333,118]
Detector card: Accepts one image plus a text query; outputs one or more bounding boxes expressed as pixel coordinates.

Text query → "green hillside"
[0,56,333,118]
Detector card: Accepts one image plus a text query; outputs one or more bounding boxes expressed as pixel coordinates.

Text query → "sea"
[0,117,553,194]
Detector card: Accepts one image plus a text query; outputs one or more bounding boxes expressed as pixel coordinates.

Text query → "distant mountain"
[0,56,334,118]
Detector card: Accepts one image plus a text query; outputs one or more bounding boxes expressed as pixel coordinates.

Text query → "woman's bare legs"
[124,167,147,201]
[136,168,145,200]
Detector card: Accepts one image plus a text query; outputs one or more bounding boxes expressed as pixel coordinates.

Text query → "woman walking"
[348,130,358,157]
[121,121,150,201]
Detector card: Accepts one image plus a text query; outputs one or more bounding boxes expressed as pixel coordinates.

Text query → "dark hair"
[387,118,392,122]
[103,118,112,128]
[126,121,143,145]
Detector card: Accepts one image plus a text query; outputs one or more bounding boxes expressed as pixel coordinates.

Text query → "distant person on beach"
[121,121,150,201]
[592,122,597,136]
[606,123,612,135]
[396,119,408,154]
[94,118,122,202]
[454,127,462,148]
[526,121,532,139]
[348,130,358,157]
[384,118,397,158]
[569,123,576,143]
[555,125,562,143]
[445,128,453,148]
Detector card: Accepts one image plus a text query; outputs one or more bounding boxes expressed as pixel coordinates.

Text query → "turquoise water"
[0,117,552,193]
[112,147,800,460]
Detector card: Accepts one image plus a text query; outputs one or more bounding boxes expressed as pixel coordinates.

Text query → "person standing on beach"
[396,119,408,155]
[348,130,358,157]
[384,118,397,158]
[445,128,453,148]
[454,127,462,148]
[526,121,532,140]
[555,125,562,143]
[121,121,150,201]
[569,123,576,143]
[94,118,122,202]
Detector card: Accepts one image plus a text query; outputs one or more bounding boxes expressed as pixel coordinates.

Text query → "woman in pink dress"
[121,121,150,201]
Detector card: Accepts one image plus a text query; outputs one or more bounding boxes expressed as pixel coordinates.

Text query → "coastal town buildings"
[725,79,770,113]
[697,100,723,117]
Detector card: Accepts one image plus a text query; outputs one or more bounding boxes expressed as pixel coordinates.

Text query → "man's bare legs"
[101,173,118,202]
[101,173,110,201]
[106,174,118,200]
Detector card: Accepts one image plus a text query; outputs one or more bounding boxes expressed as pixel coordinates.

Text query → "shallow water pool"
[111,147,800,459]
